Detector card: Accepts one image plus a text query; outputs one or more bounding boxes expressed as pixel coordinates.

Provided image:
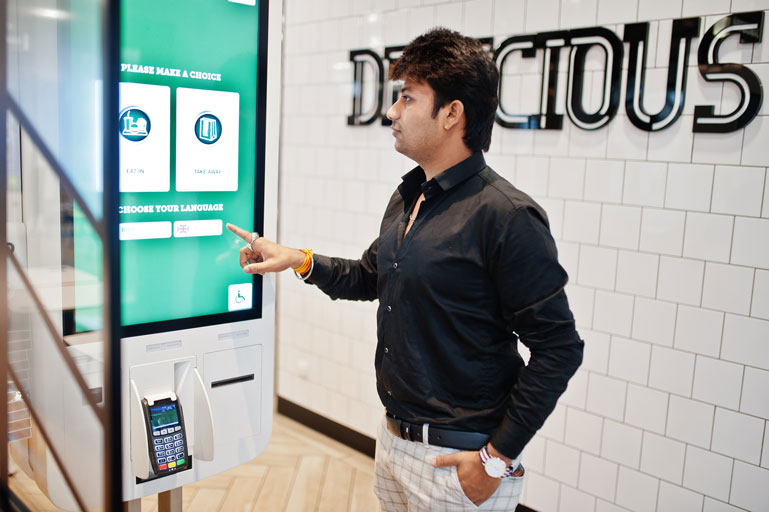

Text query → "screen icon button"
[228,283,252,311]
[119,108,151,141]
[195,113,222,144]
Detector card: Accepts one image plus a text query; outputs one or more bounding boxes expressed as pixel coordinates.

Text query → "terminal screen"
[150,403,180,429]
[73,0,267,335]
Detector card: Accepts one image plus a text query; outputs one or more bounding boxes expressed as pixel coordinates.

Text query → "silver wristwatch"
[479,446,508,478]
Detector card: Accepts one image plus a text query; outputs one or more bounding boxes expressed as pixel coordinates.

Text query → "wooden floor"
[8,414,381,512]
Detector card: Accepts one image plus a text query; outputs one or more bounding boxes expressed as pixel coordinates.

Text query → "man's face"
[386,79,445,163]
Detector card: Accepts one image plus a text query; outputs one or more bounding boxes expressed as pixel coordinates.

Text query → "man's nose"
[386,101,400,120]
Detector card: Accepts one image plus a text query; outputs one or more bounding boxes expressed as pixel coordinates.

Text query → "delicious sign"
[347,11,764,133]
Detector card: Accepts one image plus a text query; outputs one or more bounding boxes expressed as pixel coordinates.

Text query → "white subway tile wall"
[559,485,597,512]
[640,432,686,485]
[656,482,703,512]
[683,446,733,501]
[616,467,660,512]
[601,420,644,468]
[279,1,769,510]
[608,337,651,385]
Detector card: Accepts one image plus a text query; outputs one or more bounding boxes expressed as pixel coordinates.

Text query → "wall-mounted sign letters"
[347,11,764,133]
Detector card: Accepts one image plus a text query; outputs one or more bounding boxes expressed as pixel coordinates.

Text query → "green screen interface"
[87,0,265,332]
[150,403,180,429]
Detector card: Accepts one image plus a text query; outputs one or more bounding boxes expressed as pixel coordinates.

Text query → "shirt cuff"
[305,253,333,288]
[489,414,533,461]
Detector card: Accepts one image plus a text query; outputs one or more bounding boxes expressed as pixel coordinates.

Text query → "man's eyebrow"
[400,86,411,93]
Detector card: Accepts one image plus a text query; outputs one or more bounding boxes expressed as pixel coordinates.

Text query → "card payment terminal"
[142,393,190,476]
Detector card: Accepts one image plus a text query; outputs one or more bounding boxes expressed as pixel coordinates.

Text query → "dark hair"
[390,27,499,152]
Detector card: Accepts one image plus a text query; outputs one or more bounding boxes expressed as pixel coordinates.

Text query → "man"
[228,28,583,511]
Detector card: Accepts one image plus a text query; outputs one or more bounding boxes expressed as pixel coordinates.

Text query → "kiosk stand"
[7,0,281,509]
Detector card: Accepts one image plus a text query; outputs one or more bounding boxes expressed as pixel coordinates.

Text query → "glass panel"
[6,0,104,219]
[8,392,81,512]
[8,262,104,512]
[6,112,22,224]
[7,379,30,443]
[6,113,106,511]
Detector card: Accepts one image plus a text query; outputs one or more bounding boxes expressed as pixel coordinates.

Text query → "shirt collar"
[399,152,486,203]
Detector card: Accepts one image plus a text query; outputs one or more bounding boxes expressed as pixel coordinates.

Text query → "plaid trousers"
[373,416,525,511]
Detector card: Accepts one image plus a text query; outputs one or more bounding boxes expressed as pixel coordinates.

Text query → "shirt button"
[393,262,398,269]
[386,305,392,312]
[384,347,389,354]
[387,390,393,396]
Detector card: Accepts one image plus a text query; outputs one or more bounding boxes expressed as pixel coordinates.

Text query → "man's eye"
[402,95,411,102]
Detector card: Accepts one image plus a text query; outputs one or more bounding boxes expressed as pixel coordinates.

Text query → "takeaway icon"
[119,108,151,142]
[195,113,222,144]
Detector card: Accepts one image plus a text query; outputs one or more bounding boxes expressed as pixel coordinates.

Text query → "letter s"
[693,11,764,133]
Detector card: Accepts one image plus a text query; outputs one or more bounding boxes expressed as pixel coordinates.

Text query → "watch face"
[484,457,507,478]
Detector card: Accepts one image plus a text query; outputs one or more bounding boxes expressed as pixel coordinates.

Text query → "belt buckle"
[400,421,412,442]
[422,423,430,445]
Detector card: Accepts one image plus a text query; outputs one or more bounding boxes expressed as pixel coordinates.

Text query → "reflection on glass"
[6,0,104,219]
[5,89,106,511]
[6,113,22,224]
[7,262,105,511]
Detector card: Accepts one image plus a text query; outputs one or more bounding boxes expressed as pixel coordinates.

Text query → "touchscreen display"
[70,0,267,335]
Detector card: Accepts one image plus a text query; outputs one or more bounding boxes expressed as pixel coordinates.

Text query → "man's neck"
[420,144,473,181]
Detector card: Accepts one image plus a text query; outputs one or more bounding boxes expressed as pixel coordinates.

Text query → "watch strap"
[479,446,520,478]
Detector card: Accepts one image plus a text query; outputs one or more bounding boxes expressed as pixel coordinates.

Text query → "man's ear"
[443,100,465,131]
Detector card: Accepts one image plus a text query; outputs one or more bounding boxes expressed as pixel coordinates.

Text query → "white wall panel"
[545,440,581,487]
[559,485,597,512]
[639,209,686,256]
[580,329,610,373]
[673,305,723,357]
[682,446,733,501]
[615,467,660,512]
[601,420,643,468]
[631,298,676,346]
[625,384,668,434]
[566,407,603,455]
[656,482,703,512]
[667,395,714,448]
[616,251,659,297]
[579,245,618,290]
[656,256,703,305]
[579,453,619,502]
[701,262,754,314]
[710,408,765,464]
[691,356,743,410]
[682,213,733,263]
[703,497,744,512]
[711,165,765,216]
[608,337,651,385]
[729,461,769,512]
[648,346,695,396]
[665,163,713,212]
[640,432,686,485]
[600,205,642,250]
[740,367,769,419]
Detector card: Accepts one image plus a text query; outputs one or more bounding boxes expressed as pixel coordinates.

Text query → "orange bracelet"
[292,248,313,274]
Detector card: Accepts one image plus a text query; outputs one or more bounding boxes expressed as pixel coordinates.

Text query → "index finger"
[226,222,253,242]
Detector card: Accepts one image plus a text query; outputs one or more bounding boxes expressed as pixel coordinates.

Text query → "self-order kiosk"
[7,0,280,508]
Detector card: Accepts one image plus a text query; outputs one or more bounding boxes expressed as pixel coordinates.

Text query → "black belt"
[385,412,489,451]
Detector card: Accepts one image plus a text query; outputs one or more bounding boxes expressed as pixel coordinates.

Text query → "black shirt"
[307,152,583,459]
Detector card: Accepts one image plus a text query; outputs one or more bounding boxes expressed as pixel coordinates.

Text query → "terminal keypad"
[152,425,186,471]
